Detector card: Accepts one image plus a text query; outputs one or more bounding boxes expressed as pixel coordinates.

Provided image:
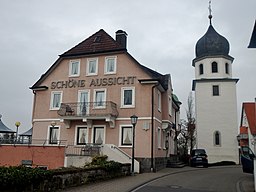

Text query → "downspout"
[151,83,159,172]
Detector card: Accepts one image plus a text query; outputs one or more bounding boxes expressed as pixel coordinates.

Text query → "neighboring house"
[239,102,256,153]
[192,13,239,163]
[30,29,181,172]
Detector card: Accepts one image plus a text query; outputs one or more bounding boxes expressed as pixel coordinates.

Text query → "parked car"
[189,149,208,168]
[240,146,255,174]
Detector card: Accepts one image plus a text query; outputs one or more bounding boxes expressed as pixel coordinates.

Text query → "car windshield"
[194,149,206,155]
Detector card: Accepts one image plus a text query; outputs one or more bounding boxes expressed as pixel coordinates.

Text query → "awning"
[0,115,15,133]
[19,128,33,136]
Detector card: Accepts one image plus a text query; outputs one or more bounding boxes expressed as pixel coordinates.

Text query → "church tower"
[192,5,239,163]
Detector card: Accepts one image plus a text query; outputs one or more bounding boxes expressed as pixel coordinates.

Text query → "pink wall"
[0,145,65,169]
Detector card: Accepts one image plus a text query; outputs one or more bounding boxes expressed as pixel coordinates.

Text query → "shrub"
[0,166,53,191]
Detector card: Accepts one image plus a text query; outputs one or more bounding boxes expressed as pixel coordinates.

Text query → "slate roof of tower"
[195,24,230,58]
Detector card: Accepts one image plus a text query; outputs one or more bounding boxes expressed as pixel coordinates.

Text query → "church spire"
[208,0,213,25]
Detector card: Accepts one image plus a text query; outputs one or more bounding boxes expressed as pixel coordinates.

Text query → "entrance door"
[93,127,105,145]
[241,146,255,174]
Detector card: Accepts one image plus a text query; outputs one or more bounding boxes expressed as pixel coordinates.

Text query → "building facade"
[192,15,239,163]
[30,29,181,172]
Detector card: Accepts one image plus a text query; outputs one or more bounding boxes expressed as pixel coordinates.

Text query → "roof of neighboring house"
[30,29,171,91]
[248,20,256,48]
[0,115,15,133]
[240,126,248,134]
[241,102,256,134]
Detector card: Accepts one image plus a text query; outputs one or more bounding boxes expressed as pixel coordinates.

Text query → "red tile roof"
[240,126,248,134]
[61,29,125,57]
[242,102,256,134]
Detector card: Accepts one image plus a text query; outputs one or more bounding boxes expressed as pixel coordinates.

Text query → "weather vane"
[208,0,212,24]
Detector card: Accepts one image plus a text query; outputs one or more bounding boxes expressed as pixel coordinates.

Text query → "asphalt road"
[133,166,253,192]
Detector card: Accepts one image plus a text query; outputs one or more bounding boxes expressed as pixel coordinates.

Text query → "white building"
[192,15,239,163]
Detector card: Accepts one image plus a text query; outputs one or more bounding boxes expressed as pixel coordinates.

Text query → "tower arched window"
[214,131,221,146]
[199,64,204,75]
[211,62,218,73]
[225,63,229,74]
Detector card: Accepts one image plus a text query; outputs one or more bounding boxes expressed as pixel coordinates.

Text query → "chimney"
[116,30,127,49]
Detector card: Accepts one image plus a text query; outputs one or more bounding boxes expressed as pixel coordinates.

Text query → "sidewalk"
[63,166,254,192]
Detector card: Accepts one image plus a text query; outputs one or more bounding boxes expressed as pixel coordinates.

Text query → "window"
[157,127,162,148]
[105,56,117,74]
[211,62,218,73]
[50,91,62,110]
[94,89,106,107]
[49,126,59,144]
[212,85,219,96]
[168,96,172,116]
[69,60,80,77]
[121,126,132,146]
[158,91,161,112]
[199,64,204,75]
[225,63,229,74]
[78,90,90,115]
[76,127,87,145]
[87,58,98,75]
[93,127,105,144]
[214,131,221,146]
[121,87,135,108]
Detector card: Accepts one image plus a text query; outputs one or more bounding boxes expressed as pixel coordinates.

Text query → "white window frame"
[78,90,90,115]
[69,60,80,77]
[158,90,161,112]
[104,56,117,74]
[91,125,106,144]
[121,87,135,108]
[157,127,162,149]
[47,125,60,145]
[93,88,106,108]
[50,91,63,110]
[119,125,133,147]
[86,58,98,76]
[75,126,88,145]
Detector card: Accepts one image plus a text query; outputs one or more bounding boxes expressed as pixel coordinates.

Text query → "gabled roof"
[61,29,126,57]
[241,102,256,134]
[30,29,171,91]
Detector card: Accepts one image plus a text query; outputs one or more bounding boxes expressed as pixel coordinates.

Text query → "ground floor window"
[121,126,132,146]
[49,126,59,144]
[93,127,104,144]
[76,127,87,145]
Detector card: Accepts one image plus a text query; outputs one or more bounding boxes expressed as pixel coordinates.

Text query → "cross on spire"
[208,0,213,24]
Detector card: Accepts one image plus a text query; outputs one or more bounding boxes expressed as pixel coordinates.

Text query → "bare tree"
[177,92,196,160]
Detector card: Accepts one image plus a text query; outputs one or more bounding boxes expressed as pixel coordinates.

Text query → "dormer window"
[69,60,80,77]
[199,64,204,75]
[105,56,117,74]
[211,62,218,73]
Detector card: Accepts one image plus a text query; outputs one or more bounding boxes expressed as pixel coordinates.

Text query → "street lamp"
[130,115,138,176]
[15,121,21,142]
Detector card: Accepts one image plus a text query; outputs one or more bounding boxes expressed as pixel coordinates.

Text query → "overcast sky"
[0,0,255,133]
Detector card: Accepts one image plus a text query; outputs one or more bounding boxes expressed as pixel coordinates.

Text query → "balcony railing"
[57,101,119,118]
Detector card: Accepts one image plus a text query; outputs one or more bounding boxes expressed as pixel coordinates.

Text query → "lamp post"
[15,121,21,142]
[130,115,138,176]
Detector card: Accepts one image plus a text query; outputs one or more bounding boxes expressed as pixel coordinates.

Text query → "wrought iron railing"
[65,144,101,156]
[57,101,119,118]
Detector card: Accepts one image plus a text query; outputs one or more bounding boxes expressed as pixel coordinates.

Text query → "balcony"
[57,101,119,128]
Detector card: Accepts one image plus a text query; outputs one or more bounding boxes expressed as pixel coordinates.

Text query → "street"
[132,166,253,192]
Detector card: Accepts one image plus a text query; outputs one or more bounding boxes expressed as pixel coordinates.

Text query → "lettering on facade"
[89,76,136,87]
[51,76,136,89]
